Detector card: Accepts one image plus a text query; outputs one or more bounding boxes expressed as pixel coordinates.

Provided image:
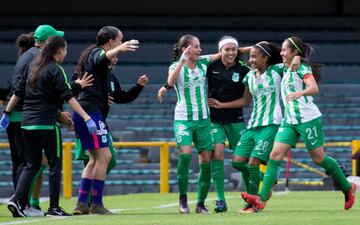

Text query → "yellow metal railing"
[352,140,360,176]
[0,141,176,198]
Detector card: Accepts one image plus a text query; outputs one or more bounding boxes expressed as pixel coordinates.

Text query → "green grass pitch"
[0,191,359,225]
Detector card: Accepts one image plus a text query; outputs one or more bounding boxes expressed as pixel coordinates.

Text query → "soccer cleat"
[7,197,28,218]
[46,207,72,216]
[89,203,114,215]
[241,192,266,211]
[240,204,259,214]
[344,182,356,210]
[25,206,45,217]
[73,202,90,215]
[179,195,190,214]
[214,200,227,213]
[195,202,210,214]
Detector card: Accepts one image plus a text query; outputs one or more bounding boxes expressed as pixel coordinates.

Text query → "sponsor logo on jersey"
[184,77,206,89]
[253,86,275,97]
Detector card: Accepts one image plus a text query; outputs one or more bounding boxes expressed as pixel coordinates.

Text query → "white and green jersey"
[281,62,321,124]
[169,55,211,121]
[243,64,283,129]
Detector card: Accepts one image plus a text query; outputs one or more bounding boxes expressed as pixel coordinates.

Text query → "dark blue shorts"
[73,112,109,150]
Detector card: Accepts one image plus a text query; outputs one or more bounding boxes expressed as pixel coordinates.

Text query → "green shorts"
[234,125,279,164]
[275,116,324,150]
[174,118,214,153]
[211,122,246,150]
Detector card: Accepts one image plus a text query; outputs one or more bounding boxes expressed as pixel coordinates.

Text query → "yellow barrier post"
[352,140,360,176]
[62,142,73,199]
[160,142,169,193]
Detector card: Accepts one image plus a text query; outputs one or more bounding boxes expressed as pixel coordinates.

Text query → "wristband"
[179,52,189,62]
[163,82,173,90]
[3,110,10,115]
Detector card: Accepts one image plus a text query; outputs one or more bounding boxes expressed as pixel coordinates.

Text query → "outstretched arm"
[208,87,251,109]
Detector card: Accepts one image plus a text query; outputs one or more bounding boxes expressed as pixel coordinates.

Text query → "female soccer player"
[72,26,140,215]
[241,37,356,211]
[205,36,250,213]
[163,34,224,213]
[215,41,283,213]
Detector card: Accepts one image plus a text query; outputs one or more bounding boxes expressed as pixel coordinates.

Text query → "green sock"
[259,159,281,201]
[30,198,39,207]
[28,164,46,203]
[211,160,225,201]
[197,163,211,202]
[177,154,192,195]
[106,137,117,174]
[319,155,351,192]
[248,165,260,195]
[232,161,249,192]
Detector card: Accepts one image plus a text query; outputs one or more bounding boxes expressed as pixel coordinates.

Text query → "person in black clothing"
[2,26,91,215]
[0,36,97,217]
[2,26,71,216]
[72,26,140,215]
[74,56,148,174]
[206,36,251,212]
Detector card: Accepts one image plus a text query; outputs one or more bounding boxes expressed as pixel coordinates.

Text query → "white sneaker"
[24,206,45,217]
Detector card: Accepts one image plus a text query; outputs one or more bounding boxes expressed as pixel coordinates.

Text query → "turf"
[0,191,359,225]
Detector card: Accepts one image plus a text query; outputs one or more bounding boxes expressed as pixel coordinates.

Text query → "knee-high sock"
[92,179,105,205]
[28,164,46,204]
[177,154,192,195]
[232,161,249,193]
[212,160,225,201]
[319,155,351,192]
[197,163,211,203]
[77,178,92,204]
[259,159,281,201]
[248,165,260,195]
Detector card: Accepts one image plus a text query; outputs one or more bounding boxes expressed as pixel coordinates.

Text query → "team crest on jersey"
[232,73,240,82]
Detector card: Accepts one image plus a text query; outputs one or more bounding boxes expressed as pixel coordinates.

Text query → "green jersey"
[169,55,211,121]
[281,62,321,124]
[243,64,283,129]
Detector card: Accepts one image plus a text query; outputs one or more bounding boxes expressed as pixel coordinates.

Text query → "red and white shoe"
[344,182,356,210]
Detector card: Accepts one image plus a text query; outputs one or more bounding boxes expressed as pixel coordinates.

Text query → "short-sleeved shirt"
[15,61,73,126]
[243,64,283,129]
[76,47,110,114]
[281,62,321,124]
[207,59,250,124]
[169,55,211,121]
